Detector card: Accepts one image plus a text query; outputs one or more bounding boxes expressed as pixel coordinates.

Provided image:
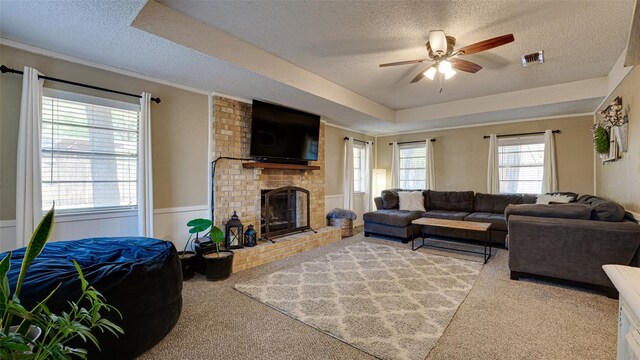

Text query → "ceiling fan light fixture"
[429,30,447,54]
[437,60,453,74]
[444,69,456,79]
[424,67,437,80]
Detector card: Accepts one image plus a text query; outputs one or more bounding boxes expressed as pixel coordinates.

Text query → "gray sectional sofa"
[507,195,640,297]
[363,189,640,297]
[363,189,537,246]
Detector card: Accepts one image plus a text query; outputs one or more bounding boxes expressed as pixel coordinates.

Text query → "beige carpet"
[235,241,482,360]
[138,233,617,360]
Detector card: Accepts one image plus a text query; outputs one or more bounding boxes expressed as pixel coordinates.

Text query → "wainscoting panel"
[0,221,16,253]
[153,205,209,250]
[0,205,209,252]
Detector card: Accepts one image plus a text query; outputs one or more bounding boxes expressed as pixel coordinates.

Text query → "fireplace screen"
[261,186,310,240]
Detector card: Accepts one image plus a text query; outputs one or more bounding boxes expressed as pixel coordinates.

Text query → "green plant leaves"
[209,226,224,244]
[15,206,55,298]
[594,126,610,154]
[186,218,212,234]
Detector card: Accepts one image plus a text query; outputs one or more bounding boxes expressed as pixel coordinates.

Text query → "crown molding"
[376,112,593,138]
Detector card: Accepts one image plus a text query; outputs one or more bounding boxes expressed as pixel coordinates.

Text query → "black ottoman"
[6,237,182,359]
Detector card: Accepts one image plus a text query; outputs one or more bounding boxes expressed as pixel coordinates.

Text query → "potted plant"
[182,218,215,275]
[203,226,234,281]
[178,218,212,280]
[0,206,123,358]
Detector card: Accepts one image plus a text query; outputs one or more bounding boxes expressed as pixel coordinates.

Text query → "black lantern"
[244,224,257,247]
[224,211,244,249]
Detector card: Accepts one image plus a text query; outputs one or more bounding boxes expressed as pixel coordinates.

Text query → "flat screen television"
[250,100,320,163]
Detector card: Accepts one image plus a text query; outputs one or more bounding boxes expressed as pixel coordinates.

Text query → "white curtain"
[343,137,354,210]
[425,139,435,190]
[364,141,373,212]
[487,134,500,194]
[541,129,558,193]
[391,142,400,188]
[138,93,154,237]
[16,67,44,249]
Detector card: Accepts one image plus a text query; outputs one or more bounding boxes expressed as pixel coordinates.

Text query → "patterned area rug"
[235,242,482,360]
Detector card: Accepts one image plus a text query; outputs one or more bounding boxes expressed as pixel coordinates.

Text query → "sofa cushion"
[428,191,474,212]
[522,194,538,204]
[399,191,426,212]
[577,195,626,222]
[504,203,592,221]
[422,210,470,221]
[422,190,430,210]
[474,193,523,214]
[465,212,507,231]
[363,210,423,227]
[381,189,400,209]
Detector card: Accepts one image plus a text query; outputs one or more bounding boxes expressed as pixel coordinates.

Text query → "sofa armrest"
[505,203,591,222]
[374,197,383,210]
[508,215,640,287]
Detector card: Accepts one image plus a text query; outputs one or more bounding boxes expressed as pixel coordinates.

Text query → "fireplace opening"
[261,186,310,240]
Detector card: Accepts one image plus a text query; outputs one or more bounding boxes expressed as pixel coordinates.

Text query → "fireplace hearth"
[261,186,310,240]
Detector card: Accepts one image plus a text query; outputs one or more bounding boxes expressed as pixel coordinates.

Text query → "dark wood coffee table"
[411,218,492,263]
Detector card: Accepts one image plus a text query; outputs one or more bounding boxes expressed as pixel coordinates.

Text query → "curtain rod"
[483,129,560,139]
[343,137,373,144]
[1,65,161,104]
[388,139,436,145]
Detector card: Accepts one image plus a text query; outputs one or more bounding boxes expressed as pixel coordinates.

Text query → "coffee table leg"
[411,224,415,250]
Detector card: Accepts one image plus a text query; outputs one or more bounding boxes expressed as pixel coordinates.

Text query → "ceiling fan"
[380,31,515,83]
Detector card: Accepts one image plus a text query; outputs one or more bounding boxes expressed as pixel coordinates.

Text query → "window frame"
[352,142,365,193]
[41,88,141,216]
[398,143,426,190]
[497,135,545,194]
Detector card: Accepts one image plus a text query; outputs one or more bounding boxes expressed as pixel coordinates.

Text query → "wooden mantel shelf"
[242,162,320,170]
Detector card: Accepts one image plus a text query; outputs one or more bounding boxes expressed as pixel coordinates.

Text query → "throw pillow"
[536,194,573,205]
[398,191,426,212]
[381,190,400,209]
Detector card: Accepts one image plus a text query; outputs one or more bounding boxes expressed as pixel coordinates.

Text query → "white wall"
[0,205,209,253]
[325,193,367,228]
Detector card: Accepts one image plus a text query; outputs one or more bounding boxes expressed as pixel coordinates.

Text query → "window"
[353,143,365,192]
[399,144,426,189]
[41,90,140,213]
[498,135,544,194]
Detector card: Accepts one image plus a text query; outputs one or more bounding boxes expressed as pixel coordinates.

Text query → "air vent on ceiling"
[521,50,544,67]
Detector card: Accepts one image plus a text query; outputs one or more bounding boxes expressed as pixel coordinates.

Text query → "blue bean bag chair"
[5,237,182,359]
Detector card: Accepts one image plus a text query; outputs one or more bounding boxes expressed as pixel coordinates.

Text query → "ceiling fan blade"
[410,65,434,83]
[379,59,429,67]
[451,58,483,73]
[456,34,514,56]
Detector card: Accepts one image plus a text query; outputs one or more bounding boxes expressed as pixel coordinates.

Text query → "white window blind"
[399,144,426,189]
[353,143,365,192]
[41,91,140,213]
[498,135,545,194]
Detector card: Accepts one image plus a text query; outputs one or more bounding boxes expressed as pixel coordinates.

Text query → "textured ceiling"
[0,1,633,134]
[161,0,633,109]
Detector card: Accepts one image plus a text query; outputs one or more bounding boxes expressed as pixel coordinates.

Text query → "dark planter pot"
[193,237,214,275]
[177,251,196,280]
[204,250,234,281]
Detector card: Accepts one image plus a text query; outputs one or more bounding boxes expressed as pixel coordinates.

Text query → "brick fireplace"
[211,96,340,272]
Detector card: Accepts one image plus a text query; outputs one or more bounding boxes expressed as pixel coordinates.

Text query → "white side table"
[603,265,640,360]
